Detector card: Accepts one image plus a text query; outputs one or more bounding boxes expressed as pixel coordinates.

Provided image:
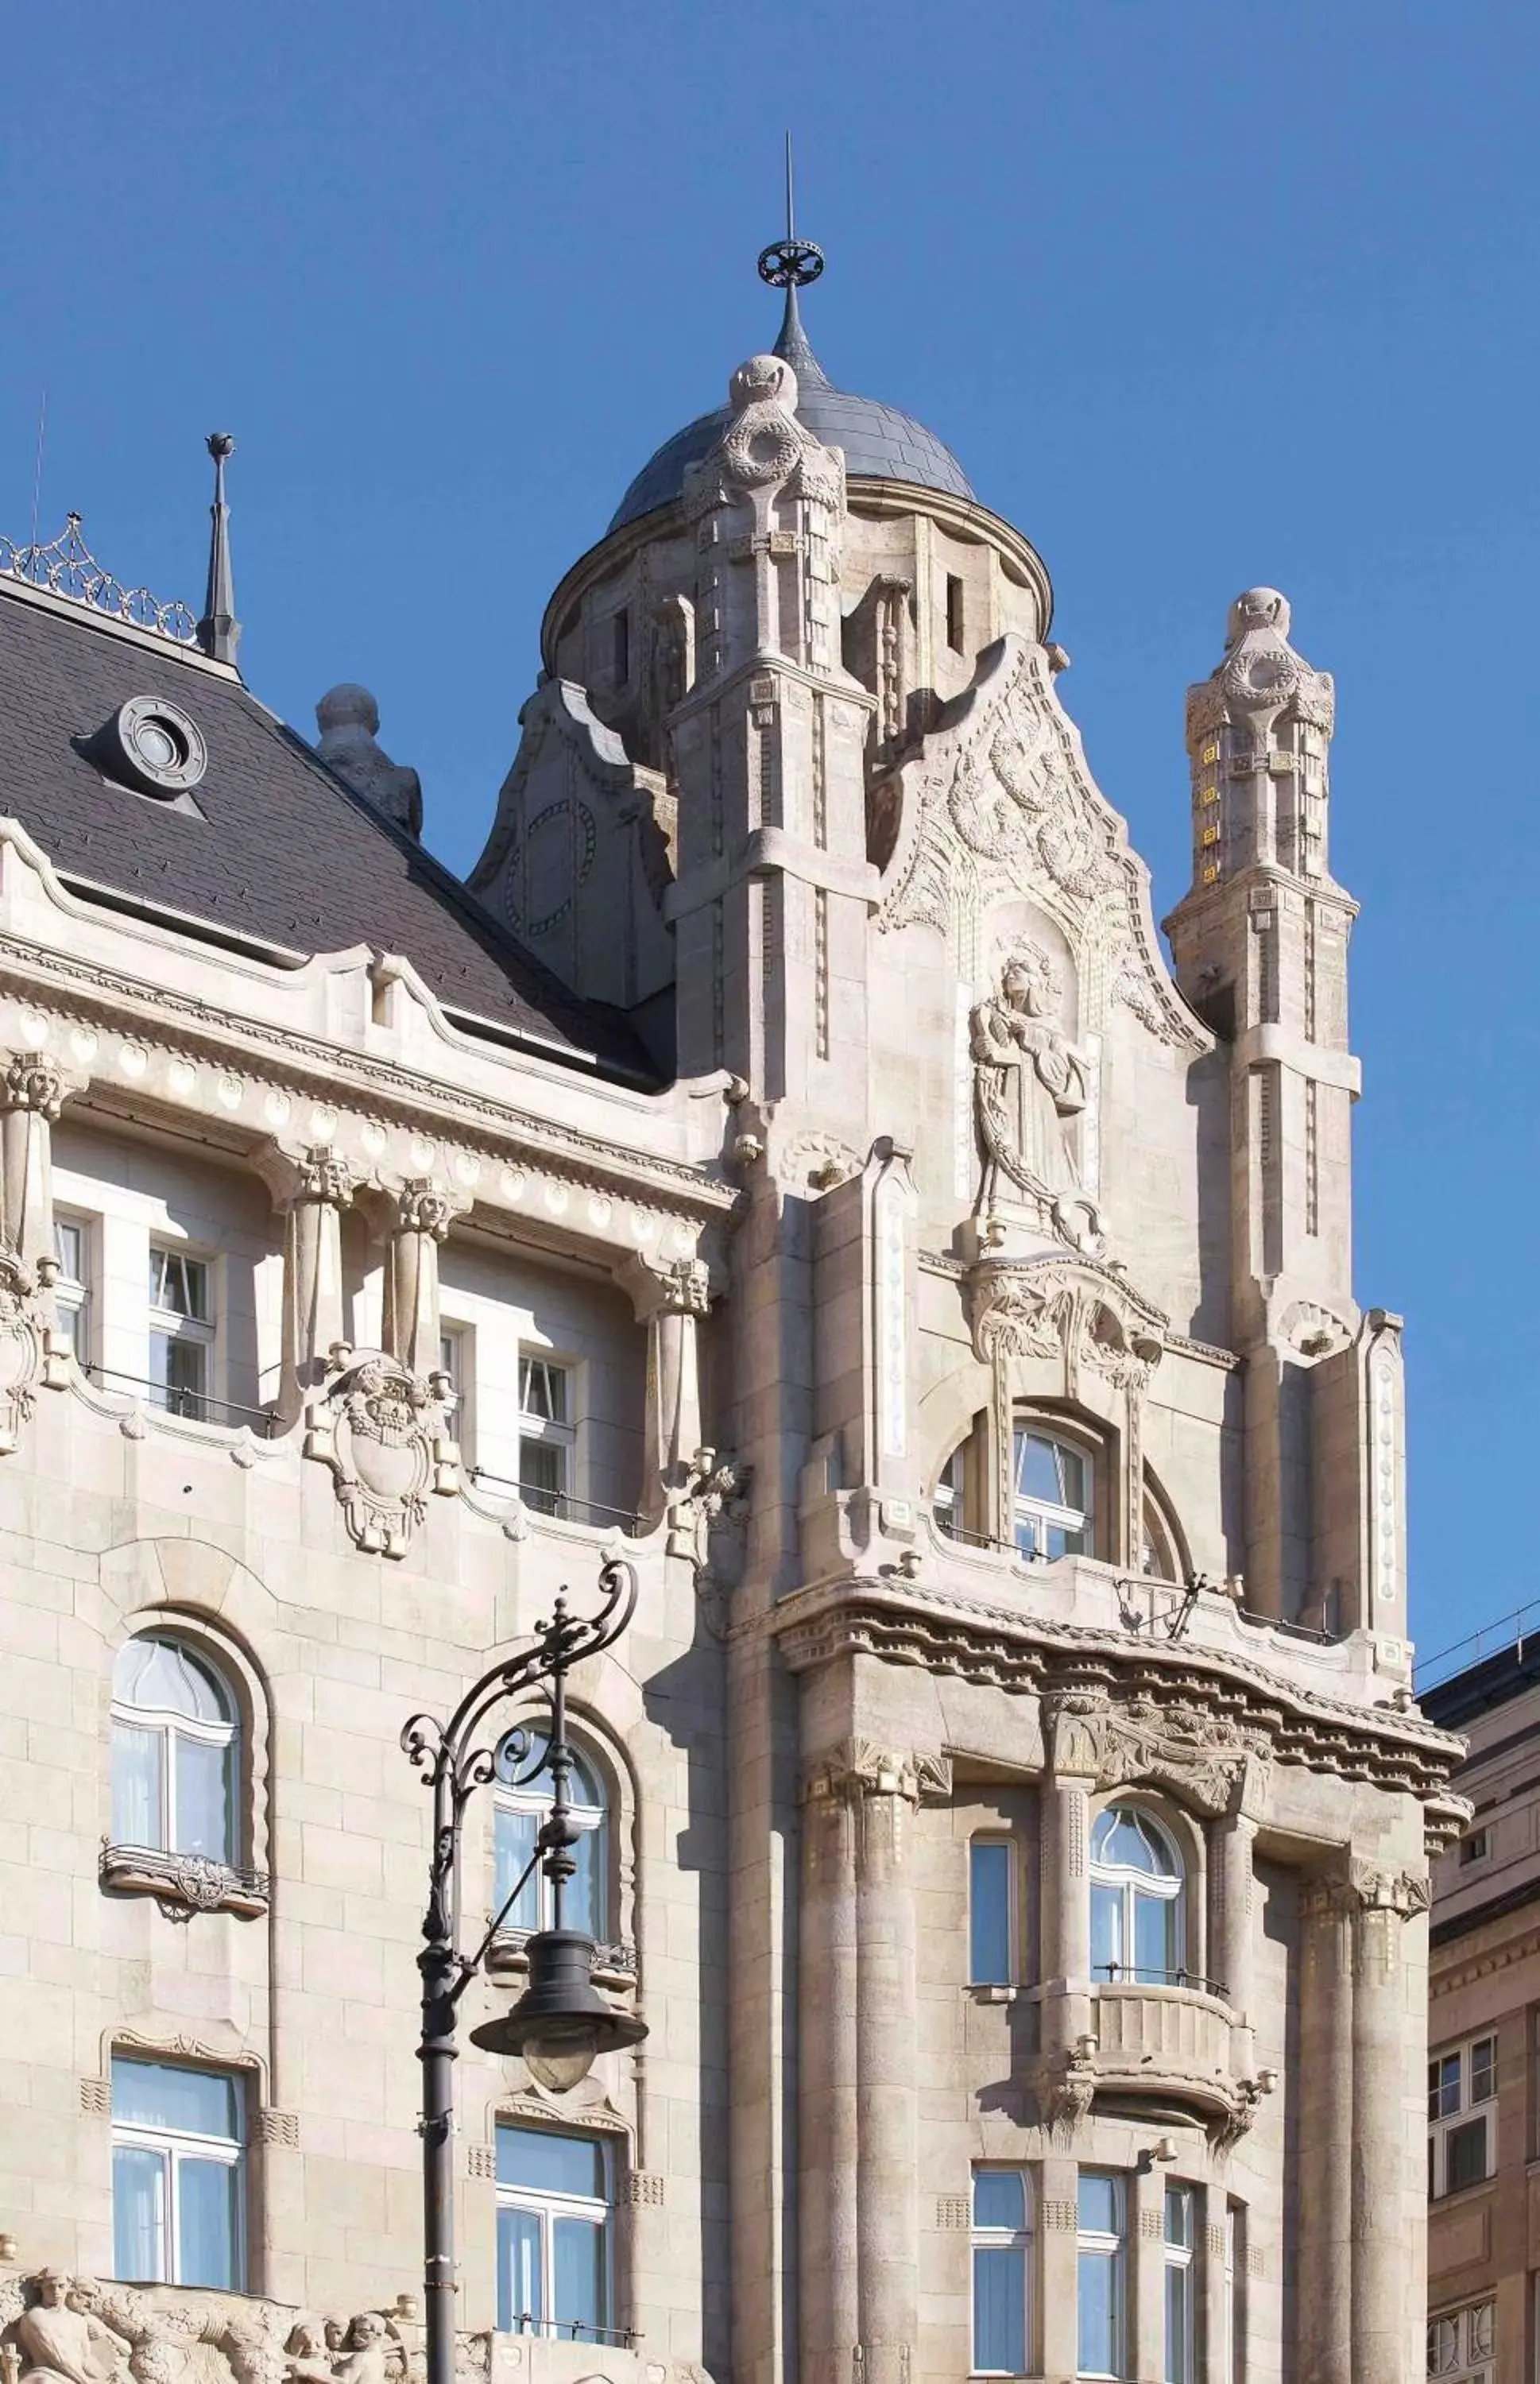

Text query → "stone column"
[1214,1811,1259,2076]
[1349,1863,1430,2384]
[799,1763,859,2384]
[0,1051,67,1271]
[1296,1870,1353,2384]
[853,1751,933,2384]
[1040,1697,1102,2068]
[382,1178,453,1376]
[1037,2159,1081,2384]
[280,1147,354,1411]
[622,1252,711,1528]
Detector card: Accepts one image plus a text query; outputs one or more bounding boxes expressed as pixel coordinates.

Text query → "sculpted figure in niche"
[970,943,1097,1247]
[14,2277,126,2384]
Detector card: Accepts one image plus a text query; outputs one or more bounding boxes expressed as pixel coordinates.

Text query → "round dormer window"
[112,696,207,795]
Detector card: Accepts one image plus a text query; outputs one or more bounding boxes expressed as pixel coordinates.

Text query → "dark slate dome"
[608,289,974,533]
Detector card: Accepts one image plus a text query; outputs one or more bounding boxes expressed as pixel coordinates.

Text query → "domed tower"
[472,234,1458,2384]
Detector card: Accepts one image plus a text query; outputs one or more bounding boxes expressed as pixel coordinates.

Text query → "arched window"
[494,1741,609,1941]
[1089,1805,1186,1987]
[1012,1426,1094,1560]
[111,1635,237,1866]
[1140,1499,1179,1583]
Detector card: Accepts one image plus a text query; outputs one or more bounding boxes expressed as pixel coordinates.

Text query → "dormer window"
[86,696,208,807]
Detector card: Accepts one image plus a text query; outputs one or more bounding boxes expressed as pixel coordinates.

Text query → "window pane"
[974,2245,1027,2373]
[1136,1889,1178,1982]
[1078,2174,1121,2237]
[497,2205,544,2334]
[1165,2258,1193,2384]
[1471,2039,1496,2103]
[1165,2185,1194,2247]
[177,2155,239,2289]
[54,1221,83,1278]
[1446,2117,1488,2192]
[1017,1433,1063,1504]
[1078,2248,1120,2377]
[969,1843,1013,1985]
[174,1735,233,1863]
[553,2215,606,2338]
[494,1806,540,1930]
[1046,1517,1086,1560]
[973,2169,1026,2231]
[1430,2055,1461,2121]
[520,1440,567,1514]
[111,2058,240,2142]
[1090,1883,1122,1976]
[496,2125,606,2200]
[153,1335,208,1418]
[113,2143,168,2281]
[112,1721,163,1848]
[569,1818,603,1938]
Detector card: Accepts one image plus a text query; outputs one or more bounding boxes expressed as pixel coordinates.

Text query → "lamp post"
[400,1557,648,2384]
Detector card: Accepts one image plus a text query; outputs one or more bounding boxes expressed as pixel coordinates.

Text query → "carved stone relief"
[968,1257,1167,1396]
[969,941,1101,1251]
[1043,1689,1270,1817]
[304,1353,459,1558]
[878,637,1205,1055]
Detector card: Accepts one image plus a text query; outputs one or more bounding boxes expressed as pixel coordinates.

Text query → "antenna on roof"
[785,128,796,245]
[758,132,828,390]
[197,432,241,669]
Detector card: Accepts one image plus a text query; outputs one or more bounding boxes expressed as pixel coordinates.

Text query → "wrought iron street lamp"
[400,1558,647,2384]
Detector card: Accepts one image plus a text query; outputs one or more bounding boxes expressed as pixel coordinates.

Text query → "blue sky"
[2,2,1534,1662]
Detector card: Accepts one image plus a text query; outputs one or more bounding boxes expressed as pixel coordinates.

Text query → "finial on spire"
[759,134,829,393]
[197,432,240,669]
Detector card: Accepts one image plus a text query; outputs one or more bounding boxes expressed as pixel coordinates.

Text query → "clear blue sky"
[2,2,1533,1662]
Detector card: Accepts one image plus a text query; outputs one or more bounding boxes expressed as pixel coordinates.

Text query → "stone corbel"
[381,1178,465,1382]
[803,1740,954,1810]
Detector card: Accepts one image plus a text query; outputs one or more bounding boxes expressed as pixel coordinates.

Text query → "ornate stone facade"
[0,264,1460,2384]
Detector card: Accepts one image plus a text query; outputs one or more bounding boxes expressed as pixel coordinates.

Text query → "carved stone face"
[351,2318,386,2347]
[35,2274,66,2308]
[1001,956,1056,1018]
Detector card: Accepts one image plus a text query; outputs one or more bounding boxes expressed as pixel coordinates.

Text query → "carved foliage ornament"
[969,1259,1167,1395]
[1045,1690,1269,1817]
[803,1740,954,1807]
[0,1245,51,1453]
[878,637,1203,1052]
[304,1353,459,1558]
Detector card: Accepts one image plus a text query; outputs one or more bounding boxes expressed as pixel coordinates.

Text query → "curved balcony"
[1084,1979,1251,2135]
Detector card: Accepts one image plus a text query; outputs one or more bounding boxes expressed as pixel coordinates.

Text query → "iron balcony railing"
[1092,1963,1229,1997]
[82,1363,277,1435]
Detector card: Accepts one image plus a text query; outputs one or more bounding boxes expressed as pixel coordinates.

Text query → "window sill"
[488,1926,637,1991]
[967,1984,1020,2003]
[99,1841,270,1919]
[1430,2177,1496,2205]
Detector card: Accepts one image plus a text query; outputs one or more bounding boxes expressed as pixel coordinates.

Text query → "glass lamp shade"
[470,1929,647,2088]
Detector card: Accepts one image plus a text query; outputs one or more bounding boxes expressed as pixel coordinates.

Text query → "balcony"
[1082,1980,1256,2136]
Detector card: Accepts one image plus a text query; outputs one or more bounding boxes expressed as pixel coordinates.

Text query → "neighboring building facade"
[1423,1643,1540,2384]
[0,250,1465,2384]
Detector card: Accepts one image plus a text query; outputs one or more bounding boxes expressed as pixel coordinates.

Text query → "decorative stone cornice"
[803,1739,953,1807]
[770,1573,1465,1808]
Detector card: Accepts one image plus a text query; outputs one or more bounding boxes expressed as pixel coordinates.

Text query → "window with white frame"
[1012,1426,1093,1560]
[52,1215,91,1363]
[495,2123,613,2340]
[111,2056,245,2289]
[1163,2182,1197,2384]
[494,1740,607,1941]
[110,1634,238,1865]
[1428,2035,1496,2196]
[1427,2298,1493,2384]
[969,1838,1015,1986]
[518,1353,575,1515]
[1090,1805,1186,1986]
[439,1325,473,1461]
[1077,2172,1126,2379]
[935,1442,968,1540]
[971,2167,1032,2374]
[149,1245,213,1419]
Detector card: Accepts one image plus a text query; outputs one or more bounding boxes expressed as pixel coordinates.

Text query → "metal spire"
[197,432,240,668]
[757,132,830,392]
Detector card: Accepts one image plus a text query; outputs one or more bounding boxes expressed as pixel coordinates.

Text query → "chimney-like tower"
[1165,592,1404,1646]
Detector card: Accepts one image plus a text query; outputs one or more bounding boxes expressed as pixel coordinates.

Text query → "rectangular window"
[971,2168,1031,2374]
[149,1246,213,1421]
[111,2057,244,2289]
[969,1840,1014,1985]
[518,1354,575,1517]
[52,1215,91,1363]
[1163,2184,1196,2384]
[1459,1828,1489,1866]
[946,574,965,654]
[1077,2173,1125,2379]
[439,1325,474,1462]
[495,2123,613,2339]
[611,609,630,687]
[1428,2036,1496,2196]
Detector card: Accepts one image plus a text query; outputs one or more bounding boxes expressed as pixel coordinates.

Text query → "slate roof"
[0,581,659,1085]
[609,289,975,532]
